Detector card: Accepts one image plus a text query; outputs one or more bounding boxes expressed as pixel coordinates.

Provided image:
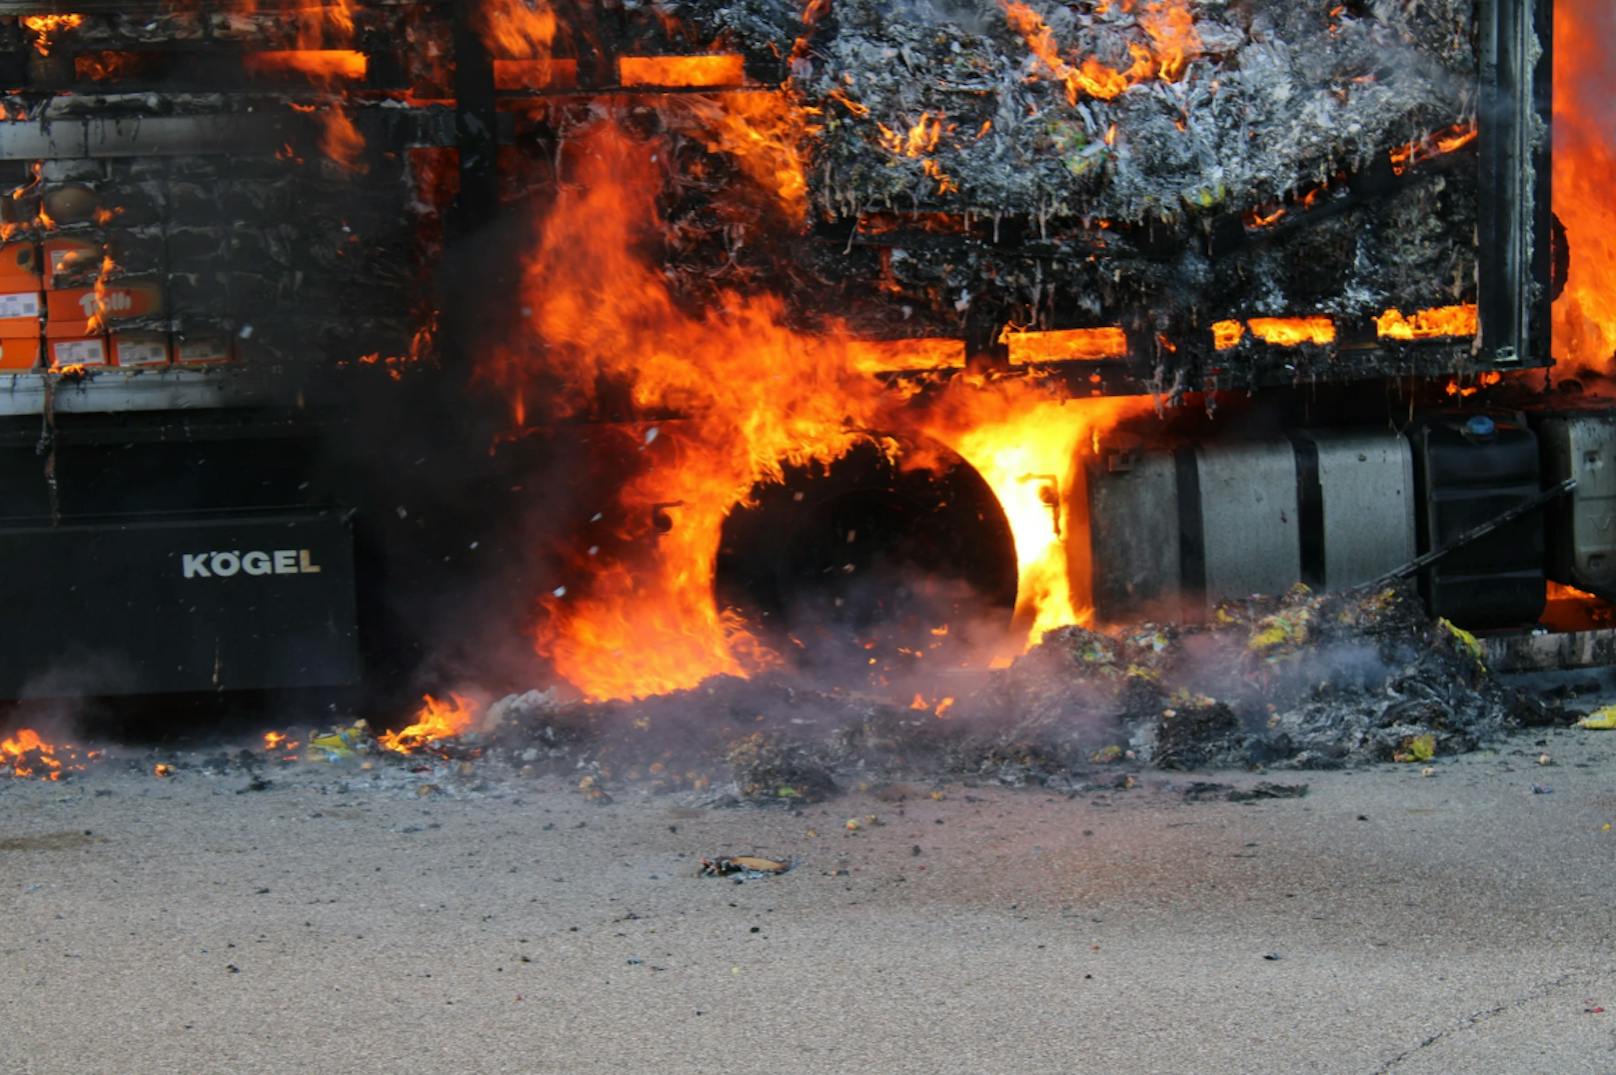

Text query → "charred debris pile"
[486,583,1568,802]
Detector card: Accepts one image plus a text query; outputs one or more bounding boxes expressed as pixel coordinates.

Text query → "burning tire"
[715,437,1017,680]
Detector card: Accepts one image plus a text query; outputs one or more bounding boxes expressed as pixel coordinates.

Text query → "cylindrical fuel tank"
[1409,412,1545,628]
[1291,429,1417,589]
[1074,429,1415,622]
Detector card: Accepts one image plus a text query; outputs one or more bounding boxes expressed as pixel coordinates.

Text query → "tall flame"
[494,116,1145,701]
[1552,0,1616,371]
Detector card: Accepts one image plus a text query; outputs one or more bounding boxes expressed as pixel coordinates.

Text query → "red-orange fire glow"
[1212,320,1245,350]
[1376,305,1479,341]
[619,55,748,89]
[1553,0,1616,372]
[493,58,579,91]
[21,14,83,57]
[492,119,1147,701]
[1247,317,1336,347]
[243,50,368,82]
[1003,327,1129,364]
[2,728,63,780]
[847,337,966,374]
[380,693,479,753]
[1388,122,1478,177]
[477,0,557,59]
[1002,0,1200,104]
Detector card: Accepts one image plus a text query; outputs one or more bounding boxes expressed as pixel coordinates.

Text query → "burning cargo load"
[667,0,1525,386]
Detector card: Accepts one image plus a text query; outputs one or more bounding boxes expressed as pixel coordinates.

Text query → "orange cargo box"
[174,335,232,366]
[0,335,40,371]
[45,278,165,337]
[110,331,170,368]
[43,237,101,288]
[0,290,42,335]
[48,336,109,368]
[0,242,40,288]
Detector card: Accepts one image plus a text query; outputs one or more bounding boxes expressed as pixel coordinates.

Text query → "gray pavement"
[2,724,1615,1074]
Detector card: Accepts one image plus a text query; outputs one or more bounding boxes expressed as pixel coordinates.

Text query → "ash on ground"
[486,583,1568,802]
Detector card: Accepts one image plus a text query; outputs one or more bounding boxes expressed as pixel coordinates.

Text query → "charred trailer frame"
[0,0,1576,704]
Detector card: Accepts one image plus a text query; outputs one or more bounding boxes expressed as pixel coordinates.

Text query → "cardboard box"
[45,278,165,337]
[0,335,40,371]
[48,336,109,369]
[0,290,42,335]
[43,237,101,288]
[110,331,170,369]
[174,334,233,367]
[0,242,40,288]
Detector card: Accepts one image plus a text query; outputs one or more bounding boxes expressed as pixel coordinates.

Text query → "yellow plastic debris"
[1394,734,1437,763]
[1578,705,1616,729]
[1439,618,1487,671]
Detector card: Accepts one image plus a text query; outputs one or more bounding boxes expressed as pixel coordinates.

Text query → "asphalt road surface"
[3,725,1614,1074]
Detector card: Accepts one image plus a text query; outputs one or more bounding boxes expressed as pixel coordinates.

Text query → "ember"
[618,55,747,88]
[243,50,369,83]
[1376,305,1479,341]
[1246,317,1337,347]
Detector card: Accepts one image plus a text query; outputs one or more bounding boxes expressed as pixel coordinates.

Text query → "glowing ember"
[22,14,83,57]
[243,50,368,82]
[380,693,479,753]
[1548,581,1602,601]
[1552,0,1616,372]
[1002,0,1200,104]
[2,728,64,780]
[1003,327,1129,364]
[1246,317,1336,347]
[153,763,174,778]
[618,55,747,89]
[1376,305,1479,341]
[1443,370,1502,398]
[1212,320,1245,350]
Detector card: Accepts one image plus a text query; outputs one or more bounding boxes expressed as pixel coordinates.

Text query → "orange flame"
[878,111,948,157]
[21,14,83,57]
[1376,305,1479,341]
[494,118,1147,700]
[1553,0,1616,372]
[477,0,557,59]
[380,693,479,753]
[1246,317,1336,347]
[243,50,368,82]
[1388,122,1478,176]
[2,728,64,780]
[1002,0,1200,104]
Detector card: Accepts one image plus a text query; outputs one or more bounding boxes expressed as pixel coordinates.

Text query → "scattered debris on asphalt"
[699,855,791,878]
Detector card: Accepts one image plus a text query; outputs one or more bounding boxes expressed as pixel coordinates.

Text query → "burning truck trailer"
[0,0,1609,738]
